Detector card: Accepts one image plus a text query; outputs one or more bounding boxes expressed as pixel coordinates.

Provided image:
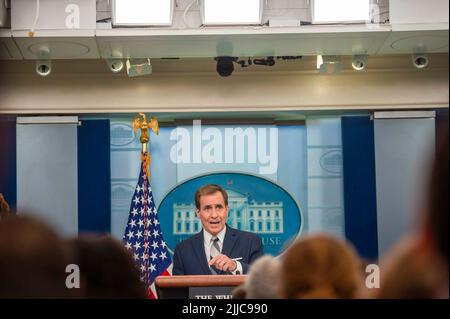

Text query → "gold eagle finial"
[133,113,159,147]
[132,113,159,178]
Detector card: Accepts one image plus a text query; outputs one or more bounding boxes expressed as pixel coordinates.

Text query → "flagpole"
[125,114,171,298]
[132,113,159,294]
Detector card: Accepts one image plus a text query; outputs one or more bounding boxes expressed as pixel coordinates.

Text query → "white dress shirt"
[203,227,243,275]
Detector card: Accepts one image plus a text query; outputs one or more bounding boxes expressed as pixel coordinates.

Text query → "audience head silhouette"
[0,215,70,298]
[375,118,449,299]
[68,235,147,298]
[233,255,281,299]
[280,234,361,299]
[426,120,448,262]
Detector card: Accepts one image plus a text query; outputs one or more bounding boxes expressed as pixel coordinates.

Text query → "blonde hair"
[281,234,361,299]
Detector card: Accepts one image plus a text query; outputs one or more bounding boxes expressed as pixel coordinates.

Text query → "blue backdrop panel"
[78,119,111,233]
[342,116,378,261]
[0,117,16,212]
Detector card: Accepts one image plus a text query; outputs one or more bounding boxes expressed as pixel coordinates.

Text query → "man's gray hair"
[245,255,281,299]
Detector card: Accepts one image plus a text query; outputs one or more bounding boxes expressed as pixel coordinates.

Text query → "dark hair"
[231,285,247,299]
[428,119,448,261]
[0,215,70,298]
[68,235,147,298]
[194,184,228,209]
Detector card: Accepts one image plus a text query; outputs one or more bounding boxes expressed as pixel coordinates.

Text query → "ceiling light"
[113,0,174,26]
[312,0,370,24]
[202,0,263,25]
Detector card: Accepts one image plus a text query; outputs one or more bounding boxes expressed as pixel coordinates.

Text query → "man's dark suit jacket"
[172,225,263,275]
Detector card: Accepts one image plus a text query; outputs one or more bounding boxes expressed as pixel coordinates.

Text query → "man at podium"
[173,184,264,275]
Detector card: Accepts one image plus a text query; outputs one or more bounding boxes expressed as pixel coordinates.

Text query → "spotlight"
[215,57,238,77]
[126,59,153,77]
[352,55,368,71]
[412,54,429,69]
[317,55,342,75]
[36,60,51,77]
[107,59,124,73]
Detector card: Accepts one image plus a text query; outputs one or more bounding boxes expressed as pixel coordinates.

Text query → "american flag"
[123,154,172,299]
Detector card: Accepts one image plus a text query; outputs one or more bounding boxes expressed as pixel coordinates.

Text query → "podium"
[155,275,247,299]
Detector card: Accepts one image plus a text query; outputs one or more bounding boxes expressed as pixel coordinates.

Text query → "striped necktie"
[210,236,221,274]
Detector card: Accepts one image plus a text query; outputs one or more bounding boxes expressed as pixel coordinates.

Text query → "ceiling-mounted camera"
[352,55,368,71]
[215,57,239,77]
[412,54,429,69]
[36,60,52,77]
[106,59,124,73]
[214,56,278,77]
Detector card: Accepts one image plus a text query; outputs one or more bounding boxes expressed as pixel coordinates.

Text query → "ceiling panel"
[12,30,100,59]
[1,24,448,60]
[96,25,392,59]
[377,29,449,54]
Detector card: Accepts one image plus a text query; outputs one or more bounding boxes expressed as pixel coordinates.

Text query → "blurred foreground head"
[232,255,281,299]
[374,235,447,299]
[280,234,361,299]
[0,215,69,298]
[375,120,449,299]
[426,120,448,262]
[0,193,10,221]
[68,235,147,299]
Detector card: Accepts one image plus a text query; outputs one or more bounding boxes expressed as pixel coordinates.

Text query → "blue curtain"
[0,117,16,212]
[78,119,111,233]
[342,116,378,261]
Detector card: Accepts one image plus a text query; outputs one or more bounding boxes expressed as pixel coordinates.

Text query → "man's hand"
[208,254,237,272]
